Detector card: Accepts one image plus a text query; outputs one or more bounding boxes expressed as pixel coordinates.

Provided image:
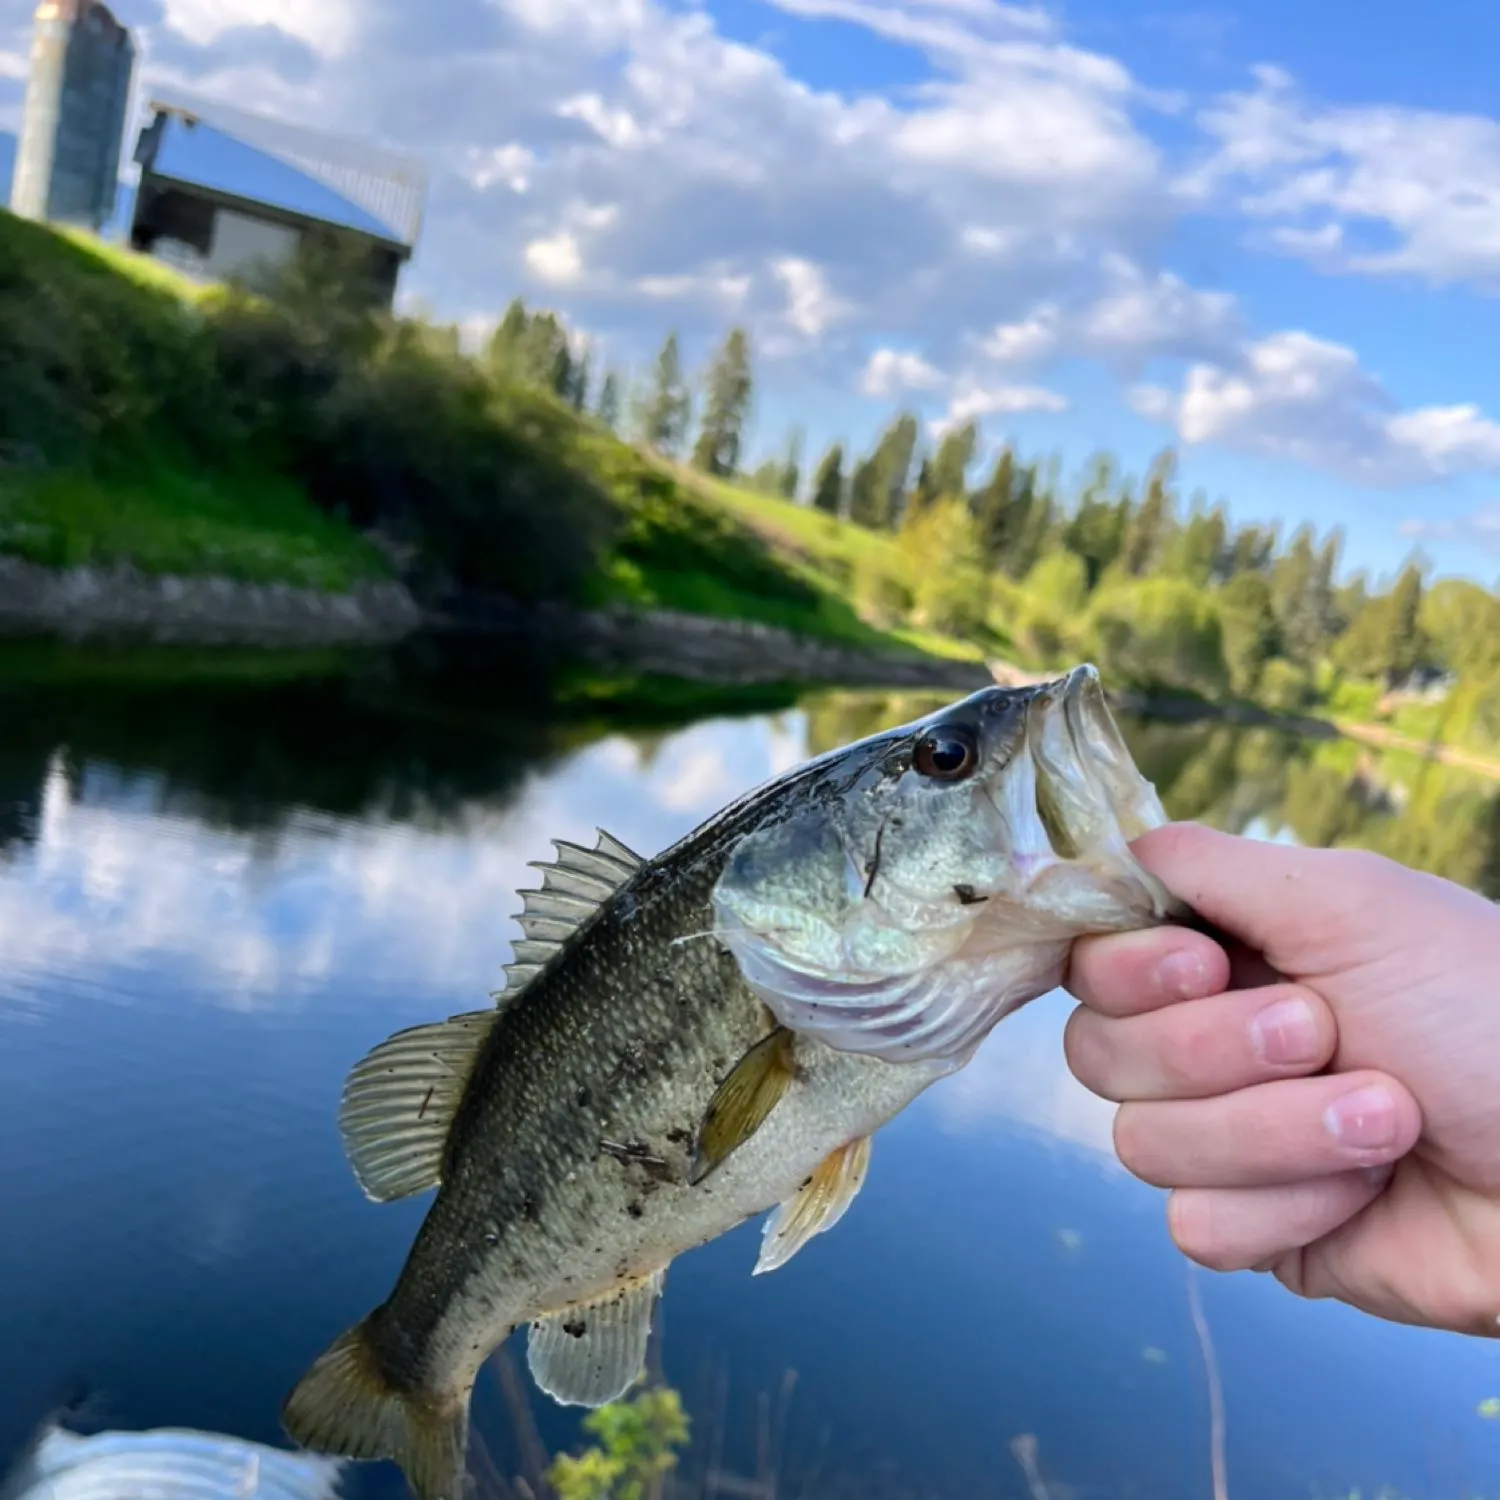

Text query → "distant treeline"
[10,210,1500,741]
[518,299,1500,734]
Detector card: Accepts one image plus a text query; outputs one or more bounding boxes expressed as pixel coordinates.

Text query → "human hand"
[1063,821,1500,1337]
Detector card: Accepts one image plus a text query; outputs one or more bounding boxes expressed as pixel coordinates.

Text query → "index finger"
[1066,925,1229,1018]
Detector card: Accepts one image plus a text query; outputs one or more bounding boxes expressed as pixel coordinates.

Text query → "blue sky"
[3,0,1500,585]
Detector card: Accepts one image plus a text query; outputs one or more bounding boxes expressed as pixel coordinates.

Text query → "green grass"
[0,460,392,591]
[1,210,393,595]
[0,210,986,665]
[49,222,212,302]
[668,471,988,660]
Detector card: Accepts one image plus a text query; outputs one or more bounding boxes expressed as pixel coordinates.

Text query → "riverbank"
[0,554,994,690]
[0,556,422,646]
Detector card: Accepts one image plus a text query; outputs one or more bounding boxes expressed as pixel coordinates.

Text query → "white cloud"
[972,259,1240,375]
[113,0,1172,391]
[938,382,1068,432]
[524,229,584,285]
[635,269,752,307]
[461,143,535,193]
[1130,330,1500,485]
[558,92,644,150]
[981,310,1059,364]
[0,715,820,1021]
[1385,406,1500,475]
[159,0,360,57]
[1400,507,1500,552]
[1076,256,1238,362]
[1191,67,1500,291]
[860,347,945,398]
[771,257,849,339]
[49,0,1500,500]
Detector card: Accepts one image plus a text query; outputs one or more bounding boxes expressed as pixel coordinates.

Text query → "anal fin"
[754,1136,872,1276]
[527,1271,665,1408]
[691,1028,796,1185]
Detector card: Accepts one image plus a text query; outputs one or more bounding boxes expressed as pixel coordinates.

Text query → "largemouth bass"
[282,666,1183,1500]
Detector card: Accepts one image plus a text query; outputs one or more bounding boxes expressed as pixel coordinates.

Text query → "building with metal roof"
[127,91,428,308]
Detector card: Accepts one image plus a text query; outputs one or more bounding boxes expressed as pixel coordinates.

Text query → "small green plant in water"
[548,1387,691,1500]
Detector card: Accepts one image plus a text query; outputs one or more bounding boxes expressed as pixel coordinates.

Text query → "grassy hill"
[0,210,981,664]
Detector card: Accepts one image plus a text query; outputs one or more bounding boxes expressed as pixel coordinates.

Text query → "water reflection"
[4,651,1500,1499]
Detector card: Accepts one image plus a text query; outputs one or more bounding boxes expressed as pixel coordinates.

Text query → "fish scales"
[371,801,933,1392]
[282,668,1184,1500]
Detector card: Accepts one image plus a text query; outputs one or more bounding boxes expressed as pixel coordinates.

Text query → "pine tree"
[811,442,845,516]
[596,369,622,432]
[971,446,1017,568]
[1228,522,1277,576]
[929,420,979,504]
[748,458,783,493]
[909,456,939,515]
[850,412,920,529]
[848,456,882,528]
[1272,524,1334,667]
[779,426,803,501]
[638,333,692,456]
[1121,448,1176,576]
[485,297,531,376]
[567,346,591,411]
[691,327,754,477]
[1384,561,1425,685]
[1065,454,1128,588]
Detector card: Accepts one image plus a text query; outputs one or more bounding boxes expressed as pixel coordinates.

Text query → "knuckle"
[1112,1104,1167,1185]
[1063,1009,1115,1098]
[1158,1010,1223,1094]
[1168,1193,1250,1273]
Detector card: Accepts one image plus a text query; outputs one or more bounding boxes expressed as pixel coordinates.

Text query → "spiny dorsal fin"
[494,829,644,1002]
[338,1010,497,1203]
[690,1028,797,1185]
[526,1270,665,1408]
[754,1135,872,1276]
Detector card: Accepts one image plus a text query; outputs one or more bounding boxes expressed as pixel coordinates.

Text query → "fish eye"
[912,725,979,781]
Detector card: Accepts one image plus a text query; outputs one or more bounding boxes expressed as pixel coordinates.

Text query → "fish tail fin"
[282,1317,473,1500]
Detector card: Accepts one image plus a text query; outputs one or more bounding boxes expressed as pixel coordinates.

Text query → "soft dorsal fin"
[495,829,644,1001]
[338,1010,497,1203]
[526,1269,665,1407]
[753,1135,872,1275]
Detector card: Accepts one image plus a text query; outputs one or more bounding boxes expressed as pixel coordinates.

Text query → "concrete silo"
[10,0,135,231]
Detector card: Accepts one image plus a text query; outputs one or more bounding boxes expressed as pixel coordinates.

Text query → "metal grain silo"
[10,0,135,230]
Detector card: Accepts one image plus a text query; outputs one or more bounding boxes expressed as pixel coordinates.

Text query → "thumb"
[1128,823,1431,976]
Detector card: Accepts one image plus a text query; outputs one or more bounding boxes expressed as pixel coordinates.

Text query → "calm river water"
[2,638,1500,1500]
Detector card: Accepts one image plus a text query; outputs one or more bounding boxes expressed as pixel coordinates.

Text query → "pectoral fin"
[526,1271,665,1408]
[753,1135,872,1276]
[690,1028,796,1185]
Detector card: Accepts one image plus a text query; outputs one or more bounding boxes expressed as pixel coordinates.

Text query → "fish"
[0,1418,349,1500]
[281,664,1183,1500]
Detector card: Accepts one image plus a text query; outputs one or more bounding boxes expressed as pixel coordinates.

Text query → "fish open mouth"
[1020,662,1169,868]
[709,665,1181,1067]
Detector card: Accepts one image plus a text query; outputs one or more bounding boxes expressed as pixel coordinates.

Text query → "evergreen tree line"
[483,298,1500,718]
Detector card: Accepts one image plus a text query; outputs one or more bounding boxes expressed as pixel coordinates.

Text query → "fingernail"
[1325,1086,1398,1151]
[1250,997,1321,1065]
[1157,949,1206,999]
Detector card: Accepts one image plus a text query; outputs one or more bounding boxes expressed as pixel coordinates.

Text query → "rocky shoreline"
[428,592,997,690]
[0,557,423,646]
[0,557,997,691]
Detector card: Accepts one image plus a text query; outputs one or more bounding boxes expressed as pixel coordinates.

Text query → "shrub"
[1084,577,1228,697]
